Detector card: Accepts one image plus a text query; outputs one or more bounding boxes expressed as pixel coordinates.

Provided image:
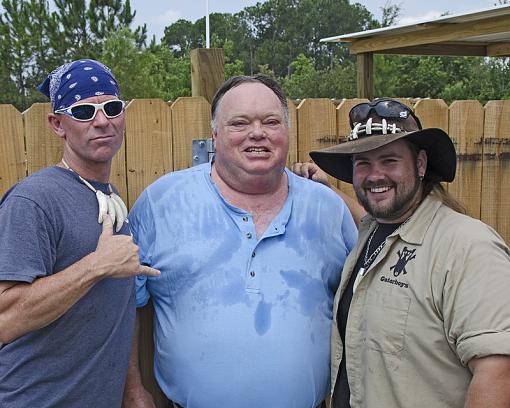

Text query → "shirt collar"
[360,192,443,246]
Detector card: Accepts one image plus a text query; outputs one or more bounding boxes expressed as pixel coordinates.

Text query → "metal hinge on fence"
[192,138,215,166]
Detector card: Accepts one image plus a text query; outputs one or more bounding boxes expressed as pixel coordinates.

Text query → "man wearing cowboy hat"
[309,99,510,408]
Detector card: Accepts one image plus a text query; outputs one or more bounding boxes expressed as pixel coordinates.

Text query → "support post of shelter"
[191,48,225,104]
[356,52,374,100]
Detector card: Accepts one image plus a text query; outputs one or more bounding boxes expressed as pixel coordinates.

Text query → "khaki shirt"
[331,193,510,408]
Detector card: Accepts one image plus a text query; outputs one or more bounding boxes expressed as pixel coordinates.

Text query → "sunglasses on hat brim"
[349,99,422,130]
[55,100,125,122]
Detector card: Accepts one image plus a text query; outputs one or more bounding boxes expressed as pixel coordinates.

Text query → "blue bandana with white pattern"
[37,59,120,111]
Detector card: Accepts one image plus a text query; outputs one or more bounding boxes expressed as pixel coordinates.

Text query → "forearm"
[465,355,510,408]
[0,252,104,343]
[0,214,159,344]
[125,313,144,389]
[123,312,155,407]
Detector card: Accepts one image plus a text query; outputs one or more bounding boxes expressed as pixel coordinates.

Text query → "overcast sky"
[0,1,502,41]
[130,0,501,41]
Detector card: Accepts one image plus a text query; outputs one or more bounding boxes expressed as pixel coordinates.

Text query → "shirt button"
[251,251,256,258]
[242,216,248,222]
[246,232,252,239]
[250,271,256,277]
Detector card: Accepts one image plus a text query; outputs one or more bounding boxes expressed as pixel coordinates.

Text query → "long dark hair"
[407,140,466,214]
[422,181,466,214]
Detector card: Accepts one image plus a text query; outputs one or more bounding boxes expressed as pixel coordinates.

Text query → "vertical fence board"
[395,98,415,109]
[335,98,369,196]
[137,302,169,408]
[481,100,510,244]
[297,99,337,188]
[124,99,172,209]
[0,105,25,196]
[109,139,128,206]
[414,99,448,131]
[414,99,451,196]
[297,98,337,161]
[124,99,173,408]
[171,97,211,171]
[448,101,484,219]
[23,103,61,175]
[286,99,298,167]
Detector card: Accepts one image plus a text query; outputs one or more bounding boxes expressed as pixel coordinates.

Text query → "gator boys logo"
[390,246,416,277]
[379,246,416,289]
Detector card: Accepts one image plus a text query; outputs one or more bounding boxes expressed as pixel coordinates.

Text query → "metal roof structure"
[320,4,510,98]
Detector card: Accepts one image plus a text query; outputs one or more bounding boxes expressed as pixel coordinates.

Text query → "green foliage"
[101,28,191,101]
[0,0,55,108]
[0,0,508,110]
[374,55,510,103]
[162,0,377,77]
[100,28,159,99]
[225,58,245,80]
[378,1,401,27]
[283,54,319,97]
[149,45,191,101]
[0,0,146,110]
[51,0,144,58]
[282,53,356,99]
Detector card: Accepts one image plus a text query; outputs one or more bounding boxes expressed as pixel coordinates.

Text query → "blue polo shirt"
[129,163,357,408]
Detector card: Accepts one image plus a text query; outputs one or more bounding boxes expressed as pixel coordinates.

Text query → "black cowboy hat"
[309,99,457,184]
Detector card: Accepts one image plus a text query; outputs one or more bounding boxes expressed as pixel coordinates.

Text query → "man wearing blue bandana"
[123,75,358,408]
[0,59,159,408]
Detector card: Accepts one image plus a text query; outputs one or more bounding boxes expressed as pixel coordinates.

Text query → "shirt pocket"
[364,290,411,354]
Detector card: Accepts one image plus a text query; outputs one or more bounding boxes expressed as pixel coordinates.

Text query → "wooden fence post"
[356,53,373,100]
[191,48,224,104]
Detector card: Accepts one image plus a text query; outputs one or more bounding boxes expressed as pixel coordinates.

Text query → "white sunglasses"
[55,100,125,122]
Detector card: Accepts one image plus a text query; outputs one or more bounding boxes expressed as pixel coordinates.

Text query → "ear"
[417,149,427,178]
[47,113,66,140]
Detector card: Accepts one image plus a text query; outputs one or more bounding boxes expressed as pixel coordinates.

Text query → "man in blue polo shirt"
[123,75,357,408]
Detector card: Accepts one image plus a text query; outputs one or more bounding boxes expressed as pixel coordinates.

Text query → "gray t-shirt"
[0,166,135,408]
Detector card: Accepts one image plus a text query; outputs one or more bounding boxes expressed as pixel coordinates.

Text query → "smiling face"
[212,82,289,189]
[49,94,125,172]
[352,139,427,223]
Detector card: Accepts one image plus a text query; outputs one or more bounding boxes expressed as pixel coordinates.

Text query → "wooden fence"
[1,97,509,405]
[2,97,509,242]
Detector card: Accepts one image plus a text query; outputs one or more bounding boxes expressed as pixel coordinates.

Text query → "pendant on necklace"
[61,159,128,232]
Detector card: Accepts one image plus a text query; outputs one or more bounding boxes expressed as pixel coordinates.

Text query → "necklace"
[359,216,412,277]
[363,225,385,268]
[61,159,128,232]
